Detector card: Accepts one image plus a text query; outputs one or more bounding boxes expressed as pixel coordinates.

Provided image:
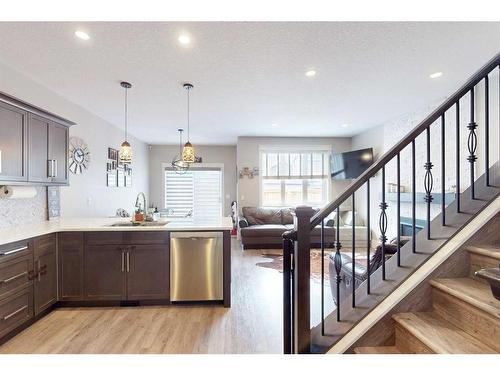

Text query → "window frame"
[258,146,331,208]
[162,162,225,220]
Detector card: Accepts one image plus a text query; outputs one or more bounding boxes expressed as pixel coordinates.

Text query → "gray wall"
[236,136,352,209]
[0,61,149,220]
[149,145,237,215]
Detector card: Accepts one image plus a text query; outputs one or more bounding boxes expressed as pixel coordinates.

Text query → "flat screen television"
[331,148,373,180]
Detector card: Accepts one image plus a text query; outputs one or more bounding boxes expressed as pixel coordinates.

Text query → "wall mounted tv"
[331,148,374,180]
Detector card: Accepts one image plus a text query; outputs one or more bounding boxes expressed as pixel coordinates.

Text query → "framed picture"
[117,168,125,187]
[125,174,132,187]
[107,172,117,187]
[108,147,118,161]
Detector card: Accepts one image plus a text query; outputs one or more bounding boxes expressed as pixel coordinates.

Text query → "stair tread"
[466,245,500,261]
[430,277,500,318]
[354,346,402,354]
[393,312,496,353]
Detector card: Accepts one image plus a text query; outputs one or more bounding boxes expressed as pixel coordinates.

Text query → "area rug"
[256,249,369,284]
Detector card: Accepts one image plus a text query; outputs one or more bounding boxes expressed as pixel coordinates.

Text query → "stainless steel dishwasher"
[170,232,223,302]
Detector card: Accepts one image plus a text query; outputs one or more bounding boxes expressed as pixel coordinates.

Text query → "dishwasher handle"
[170,231,224,239]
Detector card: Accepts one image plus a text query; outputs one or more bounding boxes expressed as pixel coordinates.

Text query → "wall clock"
[69,137,91,174]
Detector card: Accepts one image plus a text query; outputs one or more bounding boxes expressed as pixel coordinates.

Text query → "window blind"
[165,167,222,220]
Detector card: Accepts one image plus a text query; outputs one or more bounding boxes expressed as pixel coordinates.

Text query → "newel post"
[293,205,314,353]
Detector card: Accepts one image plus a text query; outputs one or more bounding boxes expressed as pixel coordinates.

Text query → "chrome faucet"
[135,192,147,214]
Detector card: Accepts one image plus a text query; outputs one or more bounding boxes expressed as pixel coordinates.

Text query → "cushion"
[240,224,288,237]
[281,208,296,225]
[341,211,364,226]
[242,207,282,225]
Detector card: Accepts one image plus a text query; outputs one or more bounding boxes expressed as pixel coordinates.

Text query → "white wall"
[0,61,149,219]
[236,136,352,209]
[149,145,237,216]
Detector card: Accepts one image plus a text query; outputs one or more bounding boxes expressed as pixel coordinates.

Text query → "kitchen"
[0,78,233,346]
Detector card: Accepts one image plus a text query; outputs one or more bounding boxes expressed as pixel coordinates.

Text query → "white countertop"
[0,217,233,246]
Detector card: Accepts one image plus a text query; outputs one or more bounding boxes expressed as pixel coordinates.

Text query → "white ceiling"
[0,22,499,145]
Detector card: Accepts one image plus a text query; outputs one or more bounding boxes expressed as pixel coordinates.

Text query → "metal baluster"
[424,126,434,240]
[485,75,490,186]
[352,192,356,308]
[379,166,388,280]
[441,114,446,226]
[320,220,325,336]
[468,87,478,199]
[291,245,295,354]
[366,179,371,295]
[334,207,342,321]
[412,140,416,253]
[456,101,461,213]
[283,236,293,354]
[397,153,401,267]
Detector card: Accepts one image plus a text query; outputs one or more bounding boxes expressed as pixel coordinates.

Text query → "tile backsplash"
[0,186,48,230]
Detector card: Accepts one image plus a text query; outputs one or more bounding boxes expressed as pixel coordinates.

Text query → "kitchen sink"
[108,221,168,227]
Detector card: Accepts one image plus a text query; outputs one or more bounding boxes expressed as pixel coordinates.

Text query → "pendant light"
[181,83,195,163]
[119,81,133,164]
[172,128,190,174]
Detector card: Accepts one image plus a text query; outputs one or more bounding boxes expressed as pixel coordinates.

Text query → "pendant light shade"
[182,83,195,163]
[172,129,190,174]
[119,81,133,164]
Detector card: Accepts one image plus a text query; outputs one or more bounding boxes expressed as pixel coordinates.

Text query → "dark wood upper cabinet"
[0,101,28,182]
[1,93,73,186]
[28,114,69,185]
[28,114,50,183]
[58,232,84,301]
[33,234,57,316]
[48,122,68,184]
[84,245,127,301]
[127,245,169,300]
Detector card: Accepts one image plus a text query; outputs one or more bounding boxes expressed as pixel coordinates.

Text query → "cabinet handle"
[121,251,125,272]
[1,246,28,256]
[37,260,41,282]
[126,252,130,272]
[53,159,58,178]
[47,159,54,178]
[0,271,28,284]
[3,305,28,321]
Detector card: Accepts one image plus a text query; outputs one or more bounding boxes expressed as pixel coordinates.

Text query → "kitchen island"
[0,217,232,344]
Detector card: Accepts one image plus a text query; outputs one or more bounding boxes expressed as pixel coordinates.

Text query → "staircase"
[354,246,500,354]
[282,52,500,354]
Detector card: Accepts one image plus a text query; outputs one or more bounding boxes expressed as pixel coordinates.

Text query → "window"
[165,167,223,221]
[261,150,329,207]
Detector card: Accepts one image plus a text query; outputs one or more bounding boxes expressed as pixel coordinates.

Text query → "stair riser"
[394,325,433,354]
[432,288,500,351]
[469,253,500,283]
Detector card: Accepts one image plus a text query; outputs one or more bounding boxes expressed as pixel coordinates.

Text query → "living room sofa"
[238,207,367,250]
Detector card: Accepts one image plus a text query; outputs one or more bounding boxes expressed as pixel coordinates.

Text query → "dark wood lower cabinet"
[127,245,169,300]
[58,232,84,301]
[84,245,127,300]
[33,235,57,315]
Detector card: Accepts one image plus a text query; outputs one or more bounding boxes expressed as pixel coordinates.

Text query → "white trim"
[327,195,500,354]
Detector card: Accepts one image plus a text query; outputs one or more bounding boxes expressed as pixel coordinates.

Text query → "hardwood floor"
[0,239,286,354]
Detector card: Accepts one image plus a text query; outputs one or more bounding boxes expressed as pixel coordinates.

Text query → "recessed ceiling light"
[271,123,279,127]
[178,34,191,46]
[429,71,443,79]
[341,123,349,128]
[305,70,316,77]
[74,30,90,40]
